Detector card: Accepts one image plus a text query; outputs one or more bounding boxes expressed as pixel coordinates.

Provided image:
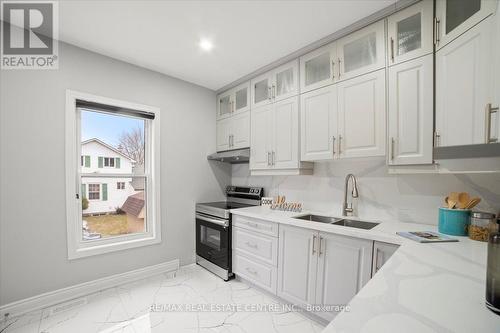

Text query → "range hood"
[207,148,250,164]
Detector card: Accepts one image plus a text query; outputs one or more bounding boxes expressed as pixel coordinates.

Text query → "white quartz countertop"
[230,206,500,333]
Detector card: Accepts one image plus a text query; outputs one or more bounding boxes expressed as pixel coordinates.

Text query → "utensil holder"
[438,207,471,236]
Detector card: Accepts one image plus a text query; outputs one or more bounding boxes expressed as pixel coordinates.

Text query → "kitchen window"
[66,90,161,259]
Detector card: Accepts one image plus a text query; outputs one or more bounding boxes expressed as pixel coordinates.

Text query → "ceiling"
[59,1,395,90]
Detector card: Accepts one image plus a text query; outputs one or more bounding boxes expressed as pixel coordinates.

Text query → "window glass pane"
[397,13,421,56]
[276,67,294,96]
[305,52,330,86]
[254,79,269,103]
[82,177,146,240]
[446,0,481,34]
[343,32,377,73]
[81,109,145,173]
[235,88,247,110]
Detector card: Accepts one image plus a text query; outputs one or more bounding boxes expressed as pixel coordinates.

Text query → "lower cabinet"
[372,241,399,276]
[277,224,373,321]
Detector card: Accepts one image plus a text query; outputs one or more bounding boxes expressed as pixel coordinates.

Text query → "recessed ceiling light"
[199,38,214,52]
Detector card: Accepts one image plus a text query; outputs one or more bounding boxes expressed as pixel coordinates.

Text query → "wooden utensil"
[458,192,470,209]
[445,196,457,209]
[449,192,459,204]
[465,197,481,209]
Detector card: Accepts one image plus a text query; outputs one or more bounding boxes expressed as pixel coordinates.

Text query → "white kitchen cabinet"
[337,20,385,82]
[372,241,399,276]
[216,117,231,152]
[216,111,250,152]
[217,82,250,120]
[300,42,337,93]
[435,0,496,50]
[300,85,338,161]
[250,96,312,174]
[250,104,273,169]
[277,225,318,305]
[388,54,433,165]
[436,17,493,147]
[387,0,433,65]
[315,233,373,321]
[337,69,386,158]
[251,60,299,108]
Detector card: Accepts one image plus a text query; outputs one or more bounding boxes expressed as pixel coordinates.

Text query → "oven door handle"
[196,213,229,227]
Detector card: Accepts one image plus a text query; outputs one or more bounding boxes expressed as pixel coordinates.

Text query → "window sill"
[68,233,161,260]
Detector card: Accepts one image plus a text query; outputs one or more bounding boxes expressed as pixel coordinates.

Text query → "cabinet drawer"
[233,253,277,294]
[232,215,278,237]
[233,227,278,266]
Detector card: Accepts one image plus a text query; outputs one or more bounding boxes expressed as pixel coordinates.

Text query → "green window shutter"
[102,184,108,201]
[85,155,90,168]
[115,157,120,169]
[98,156,103,168]
[81,184,86,199]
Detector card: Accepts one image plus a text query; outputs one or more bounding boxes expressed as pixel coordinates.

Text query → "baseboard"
[0,259,179,318]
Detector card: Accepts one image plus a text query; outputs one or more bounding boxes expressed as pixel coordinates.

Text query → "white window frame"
[103,157,115,168]
[66,90,161,259]
[88,183,101,200]
[117,182,125,190]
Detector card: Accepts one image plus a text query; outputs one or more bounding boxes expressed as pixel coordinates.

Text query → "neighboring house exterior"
[81,138,137,215]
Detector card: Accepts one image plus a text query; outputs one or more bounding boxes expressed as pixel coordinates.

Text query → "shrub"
[82,197,89,210]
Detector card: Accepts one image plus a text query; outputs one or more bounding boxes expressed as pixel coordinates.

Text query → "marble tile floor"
[1,265,325,333]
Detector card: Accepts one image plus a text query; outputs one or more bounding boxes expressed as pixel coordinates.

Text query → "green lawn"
[85,214,128,237]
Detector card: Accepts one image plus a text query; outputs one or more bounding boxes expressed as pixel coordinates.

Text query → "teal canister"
[438,208,471,236]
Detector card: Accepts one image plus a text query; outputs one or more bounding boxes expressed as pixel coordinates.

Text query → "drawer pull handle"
[245,267,258,275]
[245,241,258,249]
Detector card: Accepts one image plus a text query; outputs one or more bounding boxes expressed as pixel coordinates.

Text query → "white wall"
[0,42,231,305]
[232,157,500,225]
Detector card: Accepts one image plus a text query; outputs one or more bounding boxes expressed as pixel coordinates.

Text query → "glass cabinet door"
[300,42,336,93]
[387,0,433,65]
[233,82,250,114]
[251,74,272,108]
[337,20,385,81]
[436,0,496,50]
[217,94,232,120]
[274,60,298,102]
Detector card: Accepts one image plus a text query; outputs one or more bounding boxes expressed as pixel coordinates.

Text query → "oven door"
[196,213,230,270]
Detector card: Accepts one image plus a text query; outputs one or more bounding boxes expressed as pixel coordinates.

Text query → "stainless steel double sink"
[293,214,379,230]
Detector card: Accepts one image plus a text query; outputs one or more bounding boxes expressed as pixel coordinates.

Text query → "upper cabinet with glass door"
[387,0,433,66]
[337,20,385,81]
[435,0,497,50]
[216,82,250,120]
[300,42,337,93]
[251,60,299,108]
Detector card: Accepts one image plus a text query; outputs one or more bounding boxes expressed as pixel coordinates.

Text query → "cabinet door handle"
[332,136,336,156]
[390,37,395,62]
[245,267,258,275]
[338,58,342,79]
[245,241,258,249]
[268,86,272,101]
[312,235,317,255]
[338,135,342,155]
[267,151,271,166]
[486,103,499,143]
[272,84,276,99]
[331,60,335,80]
[434,17,440,46]
[374,248,383,273]
[390,137,395,161]
[272,151,275,166]
[434,131,440,147]
[318,236,324,257]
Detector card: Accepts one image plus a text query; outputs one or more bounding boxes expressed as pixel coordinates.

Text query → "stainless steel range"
[195,186,263,280]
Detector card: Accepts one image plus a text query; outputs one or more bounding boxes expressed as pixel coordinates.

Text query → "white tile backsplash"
[232,157,500,225]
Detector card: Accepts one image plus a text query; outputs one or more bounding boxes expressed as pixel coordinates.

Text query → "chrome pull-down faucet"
[342,174,359,216]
